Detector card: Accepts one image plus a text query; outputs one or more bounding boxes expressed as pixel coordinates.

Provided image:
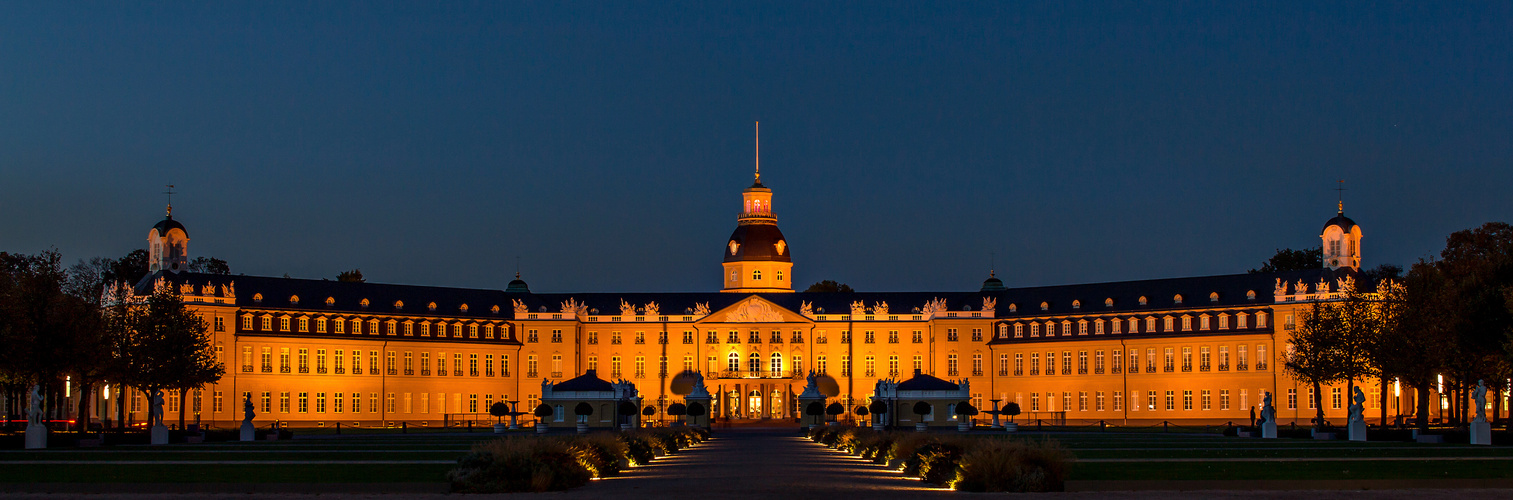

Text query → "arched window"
[748,352,762,373]
[730,270,737,282]
[776,270,784,281]
[770,352,783,376]
[753,270,762,280]
[728,352,740,372]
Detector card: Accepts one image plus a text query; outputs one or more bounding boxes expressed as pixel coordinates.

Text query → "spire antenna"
[990,251,996,278]
[754,121,760,184]
[1335,180,1346,214]
[163,184,177,217]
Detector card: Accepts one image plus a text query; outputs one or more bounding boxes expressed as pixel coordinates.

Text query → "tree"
[803,280,854,293]
[573,402,593,423]
[805,401,825,418]
[124,285,225,431]
[825,402,844,421]
[1249,248,1322,274]
[1002,401,1021,423]
[912,401,932,422]
[686,402,706,418]
[533,403,553,420]
[187,257,230,275]
[1435,222,1513,425]
[1334,277,1380,415]
[1361,263,1404,285]
[1285,301,1352,430]
[110,250,150,287]
[954,401,978,426]
[489,402,508,423]
[854,406,869,418]
[337,269,366,283]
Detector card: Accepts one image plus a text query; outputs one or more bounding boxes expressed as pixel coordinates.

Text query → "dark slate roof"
[1323,213,1358,233]
[139,271,513,320]
[724,223,791,263]
[553,370,615,391]
[897,370,960,391]
[987,268,1355,318]
[151,216,187,237]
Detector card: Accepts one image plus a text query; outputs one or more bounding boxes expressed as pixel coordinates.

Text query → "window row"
[1004,344,1268,376]
[240,314,509,340]
[1002,312,1269,339]
[1017,387,1262,413]
[237,390,507,415]
[239,346,510,377]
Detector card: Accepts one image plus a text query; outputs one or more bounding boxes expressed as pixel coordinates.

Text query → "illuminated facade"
[93,172,1465,429]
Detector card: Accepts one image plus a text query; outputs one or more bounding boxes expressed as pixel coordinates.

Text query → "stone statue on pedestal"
[240,394,257,442]
[1471,379,1492,445]
[1348,387,1367,442]
[25,385,47,449]
[149,389,169,444]
[1260,391,1278,439]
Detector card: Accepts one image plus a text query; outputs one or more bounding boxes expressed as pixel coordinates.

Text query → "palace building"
[99,167,1431,429]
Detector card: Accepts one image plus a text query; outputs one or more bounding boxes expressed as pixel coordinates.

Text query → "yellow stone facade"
[102,176,1444,429]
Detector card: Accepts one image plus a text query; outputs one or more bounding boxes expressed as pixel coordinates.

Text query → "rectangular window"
[1011,353,1020,376]
[1164,390,1174,411]
[1077,351,1088,374]
[469,394,478,413]
[1030,352,1040,375]
[1113,391,1122,411]
[280,392,290,413]
[260,391,271,414]
[472,353,480,376]
[1220,389,1230,410]
[1288,388,1297,410]
[279,348,291,373]
[1331,387,1342,409]
[213,391,223,413]
[1181,347,1192,372]
[386,393,396,413]
[1201,390,1211,410]
[242,346,253,372]
[297,392,308,413]
[369,351,379,374]
[334,393,344,413]
[1031,393,1040,412]
[334,318,344,334]
[1256,345,1268,370]
[298,348,309,373]
[1096,391,1105,411]
[1199,346,1210,371]
[1308,387,1316,410]
[1238,345,1249,370]
[1063,392,1071,412]
[1078,391,1088,411]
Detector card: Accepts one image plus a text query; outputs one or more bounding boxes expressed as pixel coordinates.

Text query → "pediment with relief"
[701,296,811,324]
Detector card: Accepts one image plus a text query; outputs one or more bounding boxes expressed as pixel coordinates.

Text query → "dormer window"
[359,298,370,309]
[1246,290,1257,301]
[1209,292,1219,303]
[1105,298,1114,307]
[428,302,437,312]
[460,304,470,313]
[325,297,335,306]
[491,305,500,314]
[1040,302,1049,311]
[252,293,263,304]
[394,300,404,311]
[1138,296,1148,306]
[289,295,299,305]
[1072,300,1081,310]
[1008,303,1017,313]
[1173,294,1183,305]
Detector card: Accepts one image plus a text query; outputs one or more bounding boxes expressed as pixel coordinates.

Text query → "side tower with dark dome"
[721,123,793,293]
[148,204,190,274]
[1321,199,1362,271]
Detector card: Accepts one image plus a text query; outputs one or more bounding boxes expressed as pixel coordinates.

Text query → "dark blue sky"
[2,2,1510,292]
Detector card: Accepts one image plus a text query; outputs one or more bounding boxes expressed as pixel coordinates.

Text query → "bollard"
[468,421,473,433]
[1100,420,1106,432]
[401,422,407,434]
[1164,421,1169,432]
[336,422,341,435]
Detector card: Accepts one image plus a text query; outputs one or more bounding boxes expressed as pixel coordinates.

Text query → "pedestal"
[915,423,927,432]
[24,424,47,449]
[240,422,255,442]
[493,423,507,434]
[536,422,548,434]
[1348,420,1367,442]
[576,422,588,434]
[1470,421,1492,446]
[1261,420,1277,439]
[1004,422,1018,433]
[798,397,824,428]
[957,421,970,432]
[150,424,170,445]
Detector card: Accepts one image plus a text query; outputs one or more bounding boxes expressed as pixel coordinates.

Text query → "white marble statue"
[27,385,43,425]
[1348,387,1366,424]
[1473,379,1488,423]
[149,390,165,427]
[1260,392,1275,424]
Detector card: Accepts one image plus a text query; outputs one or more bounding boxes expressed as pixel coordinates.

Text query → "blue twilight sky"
[1,2,1510,293]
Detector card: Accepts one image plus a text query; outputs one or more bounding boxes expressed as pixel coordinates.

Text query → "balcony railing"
[1237,363,1248,371]
[1094,368,1104,375]
[1256,362,1267,370]
[1146,365,1156,373]
[404,369,414,375]
[242,365,253,373]
[317,367,326,374]
[387,368,397,375]
[420,369,430,376]
[486,370,494,377]
[370,368,380,375]
[335,367,345,374]
[299,367,309,374]
[527,371,538,378]
[1061,367,1071,375]
[1218,364,1229,372]
[454,370,463,376]
[972,370,983,376]
[280,366,291,374]
[1199,364,1210,372]
[1029,368,1039,376]
[1181,365,1192,373]
[717,370,799,379]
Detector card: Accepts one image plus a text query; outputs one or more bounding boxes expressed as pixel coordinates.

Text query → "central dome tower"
[722,123,794,293]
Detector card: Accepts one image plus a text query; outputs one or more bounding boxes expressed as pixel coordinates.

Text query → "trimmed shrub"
[885,432,931,466]
[568,434,628,477]
[448,438,591,493]
[952,438,1072,492]
[620,433,656,465]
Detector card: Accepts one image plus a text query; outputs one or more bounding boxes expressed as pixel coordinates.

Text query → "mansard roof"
[896,370,960,391]
[140,271,511,320]
[140,267,1356,322]
[551,370,616,392]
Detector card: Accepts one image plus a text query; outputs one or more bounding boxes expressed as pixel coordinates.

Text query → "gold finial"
[754,121,760,184]
[164,184,177,218]
[1335,180,1346,214]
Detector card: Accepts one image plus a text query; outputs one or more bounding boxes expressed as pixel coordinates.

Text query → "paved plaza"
[1,429,1512,498]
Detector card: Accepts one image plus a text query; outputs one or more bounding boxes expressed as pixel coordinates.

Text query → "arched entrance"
[748,390,763,417]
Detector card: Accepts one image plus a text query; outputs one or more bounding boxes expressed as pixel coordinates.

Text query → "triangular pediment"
[698,295,811,324]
